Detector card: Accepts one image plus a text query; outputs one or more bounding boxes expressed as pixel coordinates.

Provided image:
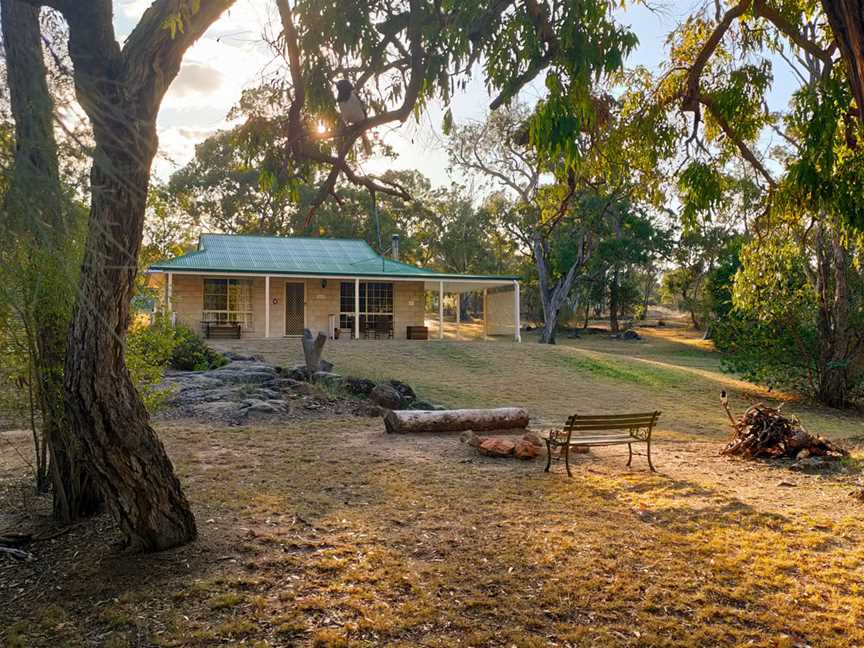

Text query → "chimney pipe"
[391,234,400,261]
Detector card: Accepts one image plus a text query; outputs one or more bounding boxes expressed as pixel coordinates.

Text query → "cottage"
[147,234,521,342]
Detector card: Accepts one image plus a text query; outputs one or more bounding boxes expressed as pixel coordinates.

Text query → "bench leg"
[626,443,632,467]
[564,444,573,478]
[544,440,552,473]
[647,440,656,472]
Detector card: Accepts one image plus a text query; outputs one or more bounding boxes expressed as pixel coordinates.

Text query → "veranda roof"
[149,234,518,288]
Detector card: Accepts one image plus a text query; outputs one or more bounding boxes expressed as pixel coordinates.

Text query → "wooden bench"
[202,322,241,339]
[542,411,661,476]
[406,326,429,340]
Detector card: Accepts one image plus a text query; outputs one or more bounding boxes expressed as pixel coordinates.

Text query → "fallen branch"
[0,546,35,561]
[721,400,847,459]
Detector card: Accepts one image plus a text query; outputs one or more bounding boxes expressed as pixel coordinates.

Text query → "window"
[339,282,393,335]
[203,278,253,329]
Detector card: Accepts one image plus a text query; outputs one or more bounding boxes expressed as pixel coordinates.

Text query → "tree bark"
[609,268,620,334]
[821,0,864,124]
[384,407,529,434]
[1,0,101,519]
[534,233,587,344]
[31,0,236,551]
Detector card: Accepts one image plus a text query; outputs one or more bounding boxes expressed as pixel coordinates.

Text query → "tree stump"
[302,329,327,381]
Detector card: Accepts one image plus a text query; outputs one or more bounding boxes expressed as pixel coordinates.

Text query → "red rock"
[478,437,515,457]
[522,432,543,447]
[514,439,540,460]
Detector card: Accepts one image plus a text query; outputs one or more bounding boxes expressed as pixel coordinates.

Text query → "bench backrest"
[565,411,661,441]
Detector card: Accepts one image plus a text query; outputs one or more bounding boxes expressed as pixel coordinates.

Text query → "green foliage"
[716,224,864,404]
[126,318,226,410]
[678,162,726,227]
[785,75,864,230]
[713,316,820,395]
[169,324,228,372]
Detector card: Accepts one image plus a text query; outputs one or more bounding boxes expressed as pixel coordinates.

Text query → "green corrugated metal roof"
[148,234,518,282]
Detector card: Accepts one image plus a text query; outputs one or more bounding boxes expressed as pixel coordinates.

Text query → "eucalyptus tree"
[8,0,237,551]
[233,0,636,222]
[668,1,864,406]
[0,0,100,519]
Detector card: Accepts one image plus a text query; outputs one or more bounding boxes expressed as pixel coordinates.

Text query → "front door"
[284,282,305,336]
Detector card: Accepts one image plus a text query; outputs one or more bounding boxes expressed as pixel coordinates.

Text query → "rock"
[313,371,344,388]
[410,399,436,410]
[286,366,310,381]
[222,351,256,361]
[621,329,641,340]
[388,379,417,403]
[460,431,483,448]
[478,437,515,457]
[370,383,404,410]
[522,432,543,447]
[289,361,334,381]
[343,376,376,397]
[190,402,242,418]
[514,439,540,460]
[208,363,278,384]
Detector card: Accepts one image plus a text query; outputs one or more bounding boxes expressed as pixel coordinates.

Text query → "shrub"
[169,324,227,371]
[126,317,176,410]
[126,317,226,410]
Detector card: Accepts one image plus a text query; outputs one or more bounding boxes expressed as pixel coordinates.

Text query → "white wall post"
[354,278,360,340]
[265,275,271,338]
[438,280,444,340]
[167,272,174,326]
[455,292,461,340]
[513,280,521,342]
[483,288,488,340]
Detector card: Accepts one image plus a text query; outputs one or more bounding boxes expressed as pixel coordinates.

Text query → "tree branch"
[699,93,776,187]
[123,0,236,117]
[682,0,752,112]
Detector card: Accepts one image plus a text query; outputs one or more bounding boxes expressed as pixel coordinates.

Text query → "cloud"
[170,63,225,98]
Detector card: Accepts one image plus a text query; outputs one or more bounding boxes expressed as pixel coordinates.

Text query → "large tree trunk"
[64,119,197,551]
[1,0,100,519]
[47,0,236,551]
[810,224,857,408]
[533,234,587,344]
[821,0,864,125]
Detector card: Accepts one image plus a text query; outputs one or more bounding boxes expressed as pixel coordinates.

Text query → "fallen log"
[384,407,529,434]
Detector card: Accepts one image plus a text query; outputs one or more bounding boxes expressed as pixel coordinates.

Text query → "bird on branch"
[335,79,372,155]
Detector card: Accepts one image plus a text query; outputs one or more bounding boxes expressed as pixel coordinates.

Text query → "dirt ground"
[2,417,864,647]
[2,326,864,646]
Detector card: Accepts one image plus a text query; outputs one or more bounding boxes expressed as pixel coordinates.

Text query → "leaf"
[442,108,454,136]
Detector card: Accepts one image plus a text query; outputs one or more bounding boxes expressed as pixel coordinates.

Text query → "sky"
[113,0,802,187]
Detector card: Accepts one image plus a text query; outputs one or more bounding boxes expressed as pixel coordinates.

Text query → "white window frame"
[202,278,254,330]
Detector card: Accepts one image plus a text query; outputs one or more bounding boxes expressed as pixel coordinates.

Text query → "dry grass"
[216,324,862,440]
[3,419,863,647]
[3,325,864,646]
